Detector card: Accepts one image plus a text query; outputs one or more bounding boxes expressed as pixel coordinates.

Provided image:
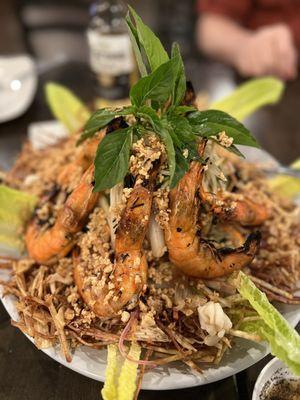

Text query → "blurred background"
[0,0,300,166]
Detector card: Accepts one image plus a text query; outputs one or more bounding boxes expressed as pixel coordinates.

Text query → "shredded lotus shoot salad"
[0,7,299,400]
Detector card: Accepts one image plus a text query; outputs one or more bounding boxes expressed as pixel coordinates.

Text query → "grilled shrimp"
[25,164,99,265]
[74,172,157,318]
[199,179,269,226]
[165,162,261,279]
[57,129,105,188]
[211,195,270,226]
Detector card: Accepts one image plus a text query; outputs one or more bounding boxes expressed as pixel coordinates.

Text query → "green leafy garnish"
[0,185,37,255]
[233,271,300,375]
[268,159,300,199]
[130,56,179,107]
[77,8,278,191]
[155,121,176,186]
[93,127,132,192]
[125,15,147,78]
[78,106,135,145]
[127,6,169,72]
[171,43,186,106]
[45,82,91,133]
[210,77,284,121]
[188,109,260,148]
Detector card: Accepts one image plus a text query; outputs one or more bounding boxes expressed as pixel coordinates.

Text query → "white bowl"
[0,55,37,123]
[252,357,300,400]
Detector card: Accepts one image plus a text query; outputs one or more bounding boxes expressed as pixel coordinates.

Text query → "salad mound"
[0,8,299,400]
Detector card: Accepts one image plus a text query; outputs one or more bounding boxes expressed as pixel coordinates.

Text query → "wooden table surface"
[0,2,300,399]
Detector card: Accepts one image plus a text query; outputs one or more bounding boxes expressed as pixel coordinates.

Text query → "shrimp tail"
[25,165,99,265]
[219,198,270,226]
[218,231,260,255]
[169,230,260,279]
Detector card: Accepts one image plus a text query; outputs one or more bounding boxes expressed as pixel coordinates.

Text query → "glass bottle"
[87,0,135,101]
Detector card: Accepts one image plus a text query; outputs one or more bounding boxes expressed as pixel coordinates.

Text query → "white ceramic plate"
[0,55,37,123]
[0,146,299,390]
[1,273,299,390]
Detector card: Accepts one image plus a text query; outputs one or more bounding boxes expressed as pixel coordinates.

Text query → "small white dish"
[28,120,69,150]
[0,55,37,123]
[252,357,300,400]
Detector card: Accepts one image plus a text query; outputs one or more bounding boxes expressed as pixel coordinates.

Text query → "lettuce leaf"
[101,342,141,400]
[0,185,37,254]
[45,82,91,133]
[101,345,119,400]
[268,159,300,199]
[117,342,141,400]
[233,271,300,375]
[210,77,284,121]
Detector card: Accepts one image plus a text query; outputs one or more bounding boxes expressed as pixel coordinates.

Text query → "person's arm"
[197,13,250,66]
[196,13,298,80]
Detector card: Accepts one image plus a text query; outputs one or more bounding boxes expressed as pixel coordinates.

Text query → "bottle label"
[87,32,134,76]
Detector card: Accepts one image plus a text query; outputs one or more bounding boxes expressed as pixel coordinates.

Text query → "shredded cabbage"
[233,271,300,375]
[101,342,141,400]
[0,185,37,254]
[210,77,284,121]
[45,82,91,133]
[268,159,300,199]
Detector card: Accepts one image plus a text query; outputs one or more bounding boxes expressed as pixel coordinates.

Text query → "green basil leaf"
[168,114,196,143]
[78,106,135,145]
[79,109,116,144]
[188,109,260,148]
[125,14,148,77]
[173,148,189,188]
[130,57,179,107]
[156,121,176,186]
[168,128,182,149]
[136,113,176,185]
[94,127,132,191]
[128,6,169,72]
[172,105,197,115]
[136,105,161,130]
[209,137,246,159]
[226,144,245,158]
[162,114,201,186]
[171,43,186,106]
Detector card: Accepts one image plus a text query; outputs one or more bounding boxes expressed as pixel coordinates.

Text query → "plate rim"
[1,287,299,390]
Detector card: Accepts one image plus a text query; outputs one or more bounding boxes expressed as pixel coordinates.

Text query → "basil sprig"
[78,7,259,192]
[171,43,186,106]
[93,127,132,192]
[78,106,135,145]
[187,110,259,148]
[127,5,169,73]
[130,56,180,108]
